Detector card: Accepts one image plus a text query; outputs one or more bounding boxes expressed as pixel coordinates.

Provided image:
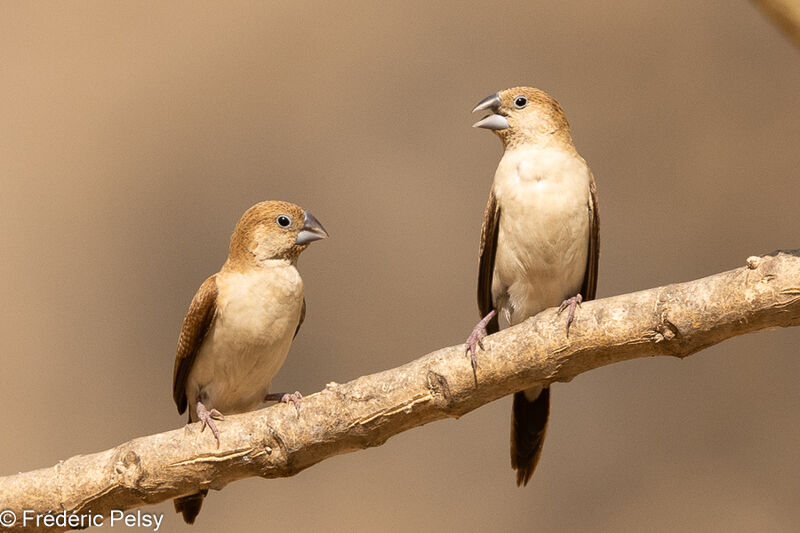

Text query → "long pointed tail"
[174,490,208,524]
[510,386,550,486]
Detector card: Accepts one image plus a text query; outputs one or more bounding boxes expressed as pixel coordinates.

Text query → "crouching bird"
[466,87,599,486]
[172,200,328,523]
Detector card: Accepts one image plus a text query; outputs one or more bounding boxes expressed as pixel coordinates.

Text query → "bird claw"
[557,294,583,336]
[196,401,224,448]
[265,391,303,417]
[281,391,303,416]
[465,330,484,371]
[465,310,497,378]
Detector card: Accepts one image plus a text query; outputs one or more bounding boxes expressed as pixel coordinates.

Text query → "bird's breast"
[214,265,304,345]
[186,263,304,415]
[492,146,592,325]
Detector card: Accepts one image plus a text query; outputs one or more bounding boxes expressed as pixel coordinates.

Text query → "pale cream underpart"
[185,260,304,419]
[492,144,591,400]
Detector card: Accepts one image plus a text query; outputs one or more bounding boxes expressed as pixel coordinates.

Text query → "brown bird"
[171,200,328,524]
[466,87,599,486]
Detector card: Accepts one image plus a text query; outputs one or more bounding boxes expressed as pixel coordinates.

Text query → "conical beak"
[295,211,329,245]
[472,92,509,130]
[472,93,501,113]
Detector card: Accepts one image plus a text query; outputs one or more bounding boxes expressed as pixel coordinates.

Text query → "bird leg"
[465,309,497,375]
[557,293,583,336]
[264,391,303,416]
[196,401,224,448]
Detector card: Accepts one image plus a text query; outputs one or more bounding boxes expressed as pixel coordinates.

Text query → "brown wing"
[172,275,218,414]
[293,298,306,339]
[477,188,501,334]
[581,171,600,301]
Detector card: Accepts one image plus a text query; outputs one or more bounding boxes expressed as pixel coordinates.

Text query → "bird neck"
[222,256,295,274]
[500,127,576,153]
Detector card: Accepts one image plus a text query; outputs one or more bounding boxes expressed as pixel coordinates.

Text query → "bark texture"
[1,251,799,532]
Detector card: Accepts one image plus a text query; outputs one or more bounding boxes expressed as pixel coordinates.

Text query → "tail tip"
[174,492,205,524]
[514,465,534,487]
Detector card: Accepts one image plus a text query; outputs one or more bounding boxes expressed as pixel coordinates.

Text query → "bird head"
[228,200,328,267]
[472,87,571,149]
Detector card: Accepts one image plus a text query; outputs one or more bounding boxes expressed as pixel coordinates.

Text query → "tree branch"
[753,0,800,48]
[2,251,799,532]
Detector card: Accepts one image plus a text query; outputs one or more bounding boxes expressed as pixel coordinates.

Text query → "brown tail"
[510,387,550,486]
[174,490,208,524]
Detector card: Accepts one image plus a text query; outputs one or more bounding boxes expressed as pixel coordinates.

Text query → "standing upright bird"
[171,200,328,524]
[466,87,599,486]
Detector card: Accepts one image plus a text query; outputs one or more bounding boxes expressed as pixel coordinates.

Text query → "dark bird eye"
[514,96,528,109]
[276,215,292,228]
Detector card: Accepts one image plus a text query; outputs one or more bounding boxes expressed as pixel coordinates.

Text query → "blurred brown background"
[2,1,799,531]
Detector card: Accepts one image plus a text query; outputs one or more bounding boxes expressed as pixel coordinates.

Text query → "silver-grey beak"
[472,114,510,130]
[472,93,501,113]
[471,92,509,130]
[295,211,329,245]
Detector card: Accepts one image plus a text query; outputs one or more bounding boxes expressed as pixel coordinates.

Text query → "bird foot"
[465,310,497,375]
[196,401,224,448]
[557,293,583,336]
[265,391,303,416]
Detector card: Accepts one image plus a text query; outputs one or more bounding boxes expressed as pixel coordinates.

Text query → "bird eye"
[276,215,292,228]
[514,96,528,109]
